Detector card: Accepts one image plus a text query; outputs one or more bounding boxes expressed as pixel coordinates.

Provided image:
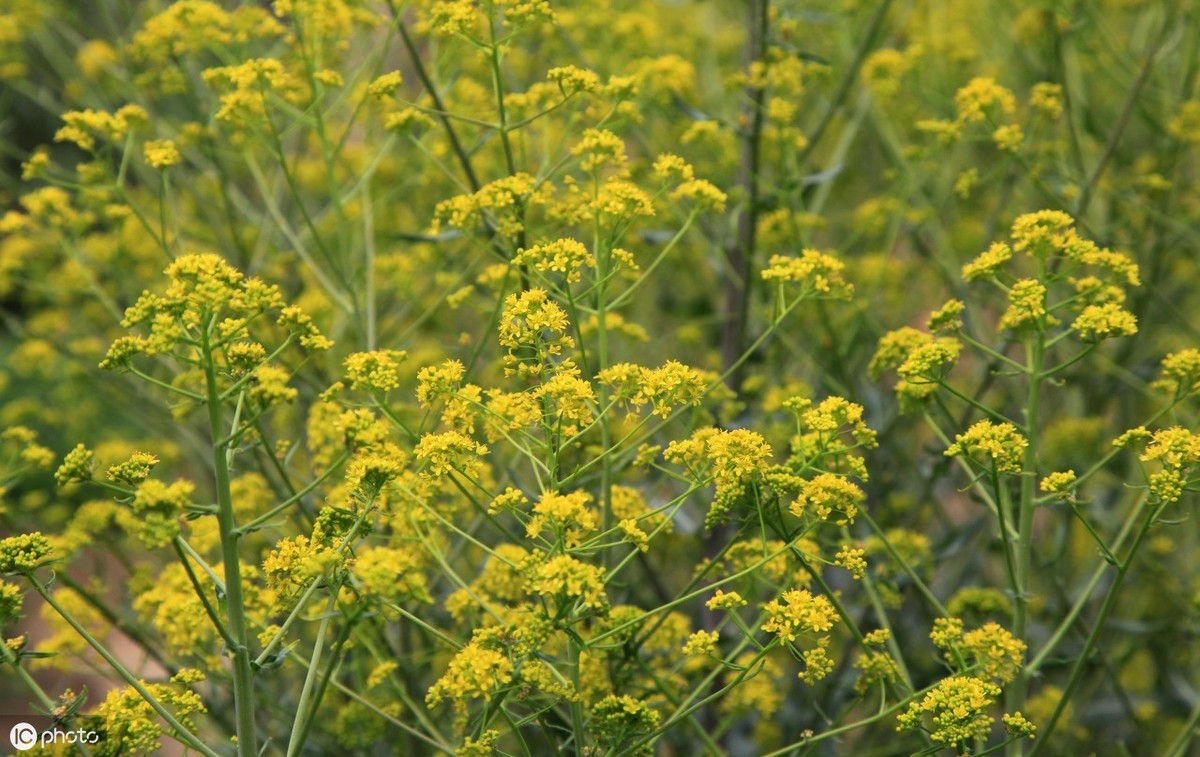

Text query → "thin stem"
[285,592,338,756]
[29,574,218,757]
[1027,498,1167,754]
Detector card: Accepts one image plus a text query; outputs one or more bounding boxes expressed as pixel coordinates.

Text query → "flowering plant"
[1,1,1198,755]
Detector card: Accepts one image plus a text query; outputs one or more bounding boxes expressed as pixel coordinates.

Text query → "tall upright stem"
[202,325,258,757]
[1008,334,1043,754]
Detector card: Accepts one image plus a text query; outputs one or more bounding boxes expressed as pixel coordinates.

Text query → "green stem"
[202,324,259,757]
[28,574,218,757]
[1008,333,1043,743]
[1027,498,1167,754]
[285,592,338,756]
[0,641,95,757]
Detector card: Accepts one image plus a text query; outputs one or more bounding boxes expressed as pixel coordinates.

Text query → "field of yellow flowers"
[1,0,1199,755]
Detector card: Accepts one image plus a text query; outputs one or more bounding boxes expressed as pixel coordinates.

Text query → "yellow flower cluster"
[498,289,576,377]
[931,617,1026,684]
[896,675,1002,747]
[352,546,431,605]
[526,490,597,546]
[530,555,608,612]
[344,350,407,393]
[143,139,181,169]
[945,420,1029,475]
[98,671,207,755]
[1154,349,1200,398]
[55,105,149,151]
[870,327,962,407]
[203,58,304,124]
[1168,100,1200,143]
[514,239,595,283]
[433,173,538,238]
[791,472,865,523]
[414,431,489,477]
[998,278,1048,331]
[1134,427,1200,504]
[761,588,837,641]
[761,250,853,299]
[426,640,515,712]
[0,533,54,574]
[598,360,707,418]
[101,253,330,373]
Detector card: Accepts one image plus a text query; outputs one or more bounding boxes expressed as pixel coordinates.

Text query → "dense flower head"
[344,350,407,393]
[791,472,865,523]
[897,675,1001,747]
[571,129,628,173]
[414,431,489,477]
[1134,427,1200,504]
[999,278,1048,331]
[344,452,404,496]
[426,641,514,712]
[1072,302,1138,340]
[962,241,1013,282]
[794,395,878,450]
[835,544,868,579]
[598,360,707,418]
[926,299,965,333]
[530,555,608,613]
[102,254,329,372]
[590,694,661,751]
[97,673,207,755]
[761,250,853,299]
[0,581,23,626]
[202,58,305,123]
[761,588,837,641]
[954,77,1016,123]
[526,490,597,545]
[54,105,149,151]
[352,546,430,605]
[514,239,595,283]
[0,533,54,574]
[55,444,96,486]
[1154,349,1200,398]
[706,589,747,611]
[682,629,719,657]
[932,618,1026,683]
[498,289,576,377]
[106,452,160,486]
[870,331,963,408]
[945,420,1028,474]
[433,173,537,238]
[126,478,193,547]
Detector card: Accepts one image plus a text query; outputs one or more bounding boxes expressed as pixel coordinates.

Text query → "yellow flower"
[143,139,181,168]
[414,431,488,476]
[954,77,1016,123]
[761,250,852,299]
[530,555,607,611]
[682,629,719,657]
[897,675,1000,747]
[761,588,837,641]
[526,490,597,545]
[344,350,407,393]
[945,420,1028,474]
[0,533,54,573]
